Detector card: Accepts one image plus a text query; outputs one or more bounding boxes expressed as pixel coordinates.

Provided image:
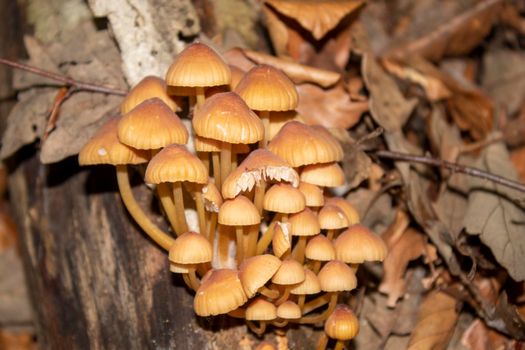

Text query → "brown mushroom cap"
[272,258,305,285]
[324,304,360,340]
[218,195,261,226]
[268,121,343,167]
[118,98,188,150]
[318,260,357,292]
[335,224,387,263]
[264,183,306,214]
[305,234,335,261]
[168,231,212,264]
[290,268,321,295]
[289,207,320,236]
[276,300,301,319]
[166,43,231,88]
[324,197,360,225]
[318,204,349,230]
[298,182,324,207]
[145,145,208,184]
[300,162,345,187]
[235,64,298,112]
[121,76,179,114]
[192,92,264,144]
[239,254,282,298]
[79,117,148,166]
[246,297,277,321]
[222,149,299,199]
[194,269,247,316]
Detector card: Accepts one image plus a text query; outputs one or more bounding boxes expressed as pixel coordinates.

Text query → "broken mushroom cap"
[300,162,345,188]
[318,204,349,230]
[289,207,320,236]
[202,181,223,213]
[194,269,247,316]
[239,254,282,298]
[120,76,179,114]
[263,183,306,214]
[218,195,261,226]
[246,297,277,321]
[324,304,360,340]
[272,222,292,258]
[118,98,189,150]
[235,64,298,112]
[165,42,231,88]
[268,121,343,167]
[334,224,387,264]
[305,234,336,262]
[79,117,148,166]
[318,260,357,292]
[168,231,212,264]
[145,145,208,184]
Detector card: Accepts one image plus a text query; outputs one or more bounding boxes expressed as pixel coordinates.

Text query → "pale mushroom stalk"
[198,152,210,174]
[302,292,332,315]
[259,110,271,148]
[272,319,288,328]
[212,152,221,186]
[172,182,189,233]
[207,212,218,242]
[116,165,175,251]
[256,219,278,255]
[334,341,346,350]
[236,226,245,264]
[316,334,329,350]
[292,236,307,264]
[297,295,306,311]
[298,292,338,324]
[182,267,200,291]
[246,320,267,336]
[259,286,280,299]
[326,229,336,240]
[274,286,291,305]
[311,260,322,274]
[194,190,206,234]
[195,86,206,107]
[220,142,232,187]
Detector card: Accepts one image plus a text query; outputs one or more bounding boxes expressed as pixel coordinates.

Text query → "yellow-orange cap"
[79,117,148,166]
[121,76,179,114]
[194,269,247,316]
[324,304,360,340]
[192,92,264,144]
[118,98,188,150]
[166,43,231,88]
[272,222,292,258]
[268,121,343,167]
[290,268,321,295]
[235,65,298,111]
[255,341,277,350]
[202,182,223,213]
[300,162,345,187]
[246,297,277,321]
[145,145,208,184]
[325,197,360,225]
[318,204,349,230]
[305,234,335,261]
[239,254,282,298]
[272,258,305,285]
[268,111,302,141]
[218,195,261,226]
[264,183,305,214]
[169,231,212,264]
[222,149,299,199]
[298,182,324,207]
[289,208,320,236]
[335,224,387,263]
[318,261,357,292]
[276,301,301,319]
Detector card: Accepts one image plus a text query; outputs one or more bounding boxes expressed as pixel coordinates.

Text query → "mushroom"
[120,76,180,114]
[245,297,278,335]
[317,304,359,350]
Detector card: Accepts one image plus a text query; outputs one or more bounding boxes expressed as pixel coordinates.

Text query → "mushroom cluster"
[79,42,387,349]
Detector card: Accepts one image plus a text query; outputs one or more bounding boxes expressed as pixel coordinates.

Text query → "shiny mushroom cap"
[145,145,208,184]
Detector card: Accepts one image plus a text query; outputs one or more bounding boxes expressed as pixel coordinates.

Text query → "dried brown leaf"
[464,142,525,281]
[296,82,368,129]
[362,54,417,132]
[241,49,341,88]
[384,0,503,61]
[406,290,459,350]
[0,331,36,350]
[461,319,517,350]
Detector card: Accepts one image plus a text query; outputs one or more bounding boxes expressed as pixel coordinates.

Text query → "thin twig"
[0,58,127,96]
[42,87,75,142]
[374,150,525,193]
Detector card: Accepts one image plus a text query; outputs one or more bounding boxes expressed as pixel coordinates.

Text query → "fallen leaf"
[406,290,459,350]
[461,318,518,350]
[362,54,417,132]
[482,49,525,116]
[296,82,368,129]
[464,142,525,281]
[0,331,36,350]
[341,140,372,190]
[241,49,341,88]
[384,0,503,61]
[346,188,395,233]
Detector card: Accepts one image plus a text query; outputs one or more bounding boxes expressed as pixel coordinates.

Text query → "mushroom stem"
[292,236,307,264]
[259,285,280,299]
[194,190,206,234]
[316,333,329,350]
[187,268,200,291]
[207,212,218,242]
[198,152,210,174]
[334,341,346,350]
[253,181,266,215]
[298,293,338,324]
[195,86,205,107]
[246,320,267,336]
[302,292,332,315]
[311,261,322,274]
[220,142,232,187]
[275,286,291,305]
[298,295,306,312]
[256,220,277,255]
[326,229,336,240]
[236,226,244,264]
[272,319,288,328]
[212,152,221,187]
[259,110,270,148]
[115,165,174,251]
[157,183,180,234]
[172,182,188,234]
[246,224,260,258]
